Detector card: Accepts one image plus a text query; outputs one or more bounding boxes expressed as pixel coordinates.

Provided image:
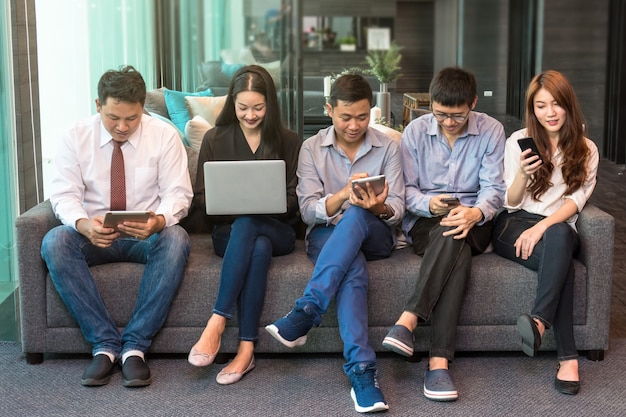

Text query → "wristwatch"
[378,204,393,219]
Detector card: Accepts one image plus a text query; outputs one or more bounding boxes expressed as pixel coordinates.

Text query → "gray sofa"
[16,145,614,364]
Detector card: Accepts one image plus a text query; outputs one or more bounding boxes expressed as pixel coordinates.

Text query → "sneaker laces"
[352,366,379,390]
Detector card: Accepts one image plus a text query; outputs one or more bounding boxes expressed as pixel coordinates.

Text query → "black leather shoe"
[122,356,152,387]
[81,355,116,386]
[555,376,580,395]
[517,314,541,357]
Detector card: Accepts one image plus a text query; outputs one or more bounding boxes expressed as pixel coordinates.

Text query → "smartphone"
[441,197,460,207]
[351,175,386,200]
[517,137,543,163]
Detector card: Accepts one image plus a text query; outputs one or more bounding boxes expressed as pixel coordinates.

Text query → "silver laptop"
[203,160,287,215]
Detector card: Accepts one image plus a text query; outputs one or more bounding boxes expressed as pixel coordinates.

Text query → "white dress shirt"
[50,113,193,229]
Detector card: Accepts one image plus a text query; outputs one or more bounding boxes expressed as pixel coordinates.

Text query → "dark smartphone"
[517,137,543,163]
[441,197,460,207]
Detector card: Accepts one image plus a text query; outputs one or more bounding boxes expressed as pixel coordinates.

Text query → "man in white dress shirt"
[41,66,193,387]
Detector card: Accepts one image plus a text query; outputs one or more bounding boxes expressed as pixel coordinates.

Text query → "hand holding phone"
[517,137,543,163]
[441,197,460,207]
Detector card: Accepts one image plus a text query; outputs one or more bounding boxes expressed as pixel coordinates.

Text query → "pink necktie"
[110,141,126,211]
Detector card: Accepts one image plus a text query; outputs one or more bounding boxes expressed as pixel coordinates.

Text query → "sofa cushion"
[164,88,214,132]
[144,87,169,118]
[44,241,588,334]
[221,62,245,78]
[184,115,213,152]
[258,60,281,88]
[184,95,227,126]
[197,61,232,88]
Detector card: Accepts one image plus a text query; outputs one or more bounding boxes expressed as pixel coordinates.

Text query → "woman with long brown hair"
[187,65,301,384]
[492,70,599,395]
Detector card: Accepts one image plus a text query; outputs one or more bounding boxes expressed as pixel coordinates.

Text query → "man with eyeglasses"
[382,67,505,401]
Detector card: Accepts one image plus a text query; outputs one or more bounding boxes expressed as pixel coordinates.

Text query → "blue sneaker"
[265,304,319,348]
[348,364,389,413]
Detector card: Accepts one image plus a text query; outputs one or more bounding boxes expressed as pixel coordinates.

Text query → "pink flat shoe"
[215,356,255,385]
[187,340,220,367]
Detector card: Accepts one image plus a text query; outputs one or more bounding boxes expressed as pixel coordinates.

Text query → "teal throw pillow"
[164,88,214,132]
[221,63,244,78]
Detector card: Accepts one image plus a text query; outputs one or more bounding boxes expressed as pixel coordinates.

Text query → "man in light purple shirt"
[382,67,505,402]
[41,66,192,388]
[266,74,404,413]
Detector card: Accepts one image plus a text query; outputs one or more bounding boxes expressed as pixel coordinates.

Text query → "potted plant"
[363,42,403,123]
[338,35,357,52]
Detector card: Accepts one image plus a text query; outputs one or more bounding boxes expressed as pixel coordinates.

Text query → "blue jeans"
[298,206,394,374]
[212,216,296,341]
[41,225,190,358]
[492,210,580,361]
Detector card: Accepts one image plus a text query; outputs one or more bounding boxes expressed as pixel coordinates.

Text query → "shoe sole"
[517,315,538,357]
[350,388,389,413]
[423,386,459,402]
[81,375,112,386]
[382,336,414,357]
[265,324,307,348]
[123,377,152,387]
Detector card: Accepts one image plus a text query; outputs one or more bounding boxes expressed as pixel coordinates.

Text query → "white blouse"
[503,128,599,229]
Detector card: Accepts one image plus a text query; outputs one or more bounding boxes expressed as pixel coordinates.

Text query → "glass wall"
[36,0,158,198]
[0,0,19,341]
[36,0,297,198]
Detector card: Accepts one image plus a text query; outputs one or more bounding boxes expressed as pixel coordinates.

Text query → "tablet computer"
[103,211,150,237]
[351,175,386,199]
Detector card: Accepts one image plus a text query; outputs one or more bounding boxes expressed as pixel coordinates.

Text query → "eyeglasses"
[433,111,471,123]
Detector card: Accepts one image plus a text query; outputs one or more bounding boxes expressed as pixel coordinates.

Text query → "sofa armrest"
[15,200,61,356]
[575,203,615,350]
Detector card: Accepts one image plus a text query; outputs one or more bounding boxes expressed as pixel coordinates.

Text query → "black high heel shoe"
[516,314,541,357]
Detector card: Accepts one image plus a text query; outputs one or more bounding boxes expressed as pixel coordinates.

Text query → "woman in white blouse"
[492,70,599,395]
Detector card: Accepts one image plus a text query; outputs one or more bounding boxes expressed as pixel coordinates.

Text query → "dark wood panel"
[542,0,610,153]
[302,51,370,76]
[395,1,434,93]
[461,0,509,115]
[303,0,395,17]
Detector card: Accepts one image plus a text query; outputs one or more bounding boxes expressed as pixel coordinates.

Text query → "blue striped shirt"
[297,126,405,238]
[401,111,506,238]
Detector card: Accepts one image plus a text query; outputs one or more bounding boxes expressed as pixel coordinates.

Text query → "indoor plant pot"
[364,42,403,124]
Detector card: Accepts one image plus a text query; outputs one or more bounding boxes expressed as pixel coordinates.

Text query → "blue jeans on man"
[41,225,190,358]
[296,206,394,374]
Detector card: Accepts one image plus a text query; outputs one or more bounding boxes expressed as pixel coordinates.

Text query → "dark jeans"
[212,216,296,341]
[492,210,579,361]
[405,217,493,361]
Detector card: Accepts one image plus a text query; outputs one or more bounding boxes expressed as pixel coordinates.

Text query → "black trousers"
[492,210,579,361]
[405,217,493,361]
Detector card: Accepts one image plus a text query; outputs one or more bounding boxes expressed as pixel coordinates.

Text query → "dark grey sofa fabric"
[17,195,614,359]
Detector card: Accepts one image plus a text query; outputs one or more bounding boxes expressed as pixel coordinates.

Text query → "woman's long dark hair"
[215,64,283,159]
[524,70,590,200]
